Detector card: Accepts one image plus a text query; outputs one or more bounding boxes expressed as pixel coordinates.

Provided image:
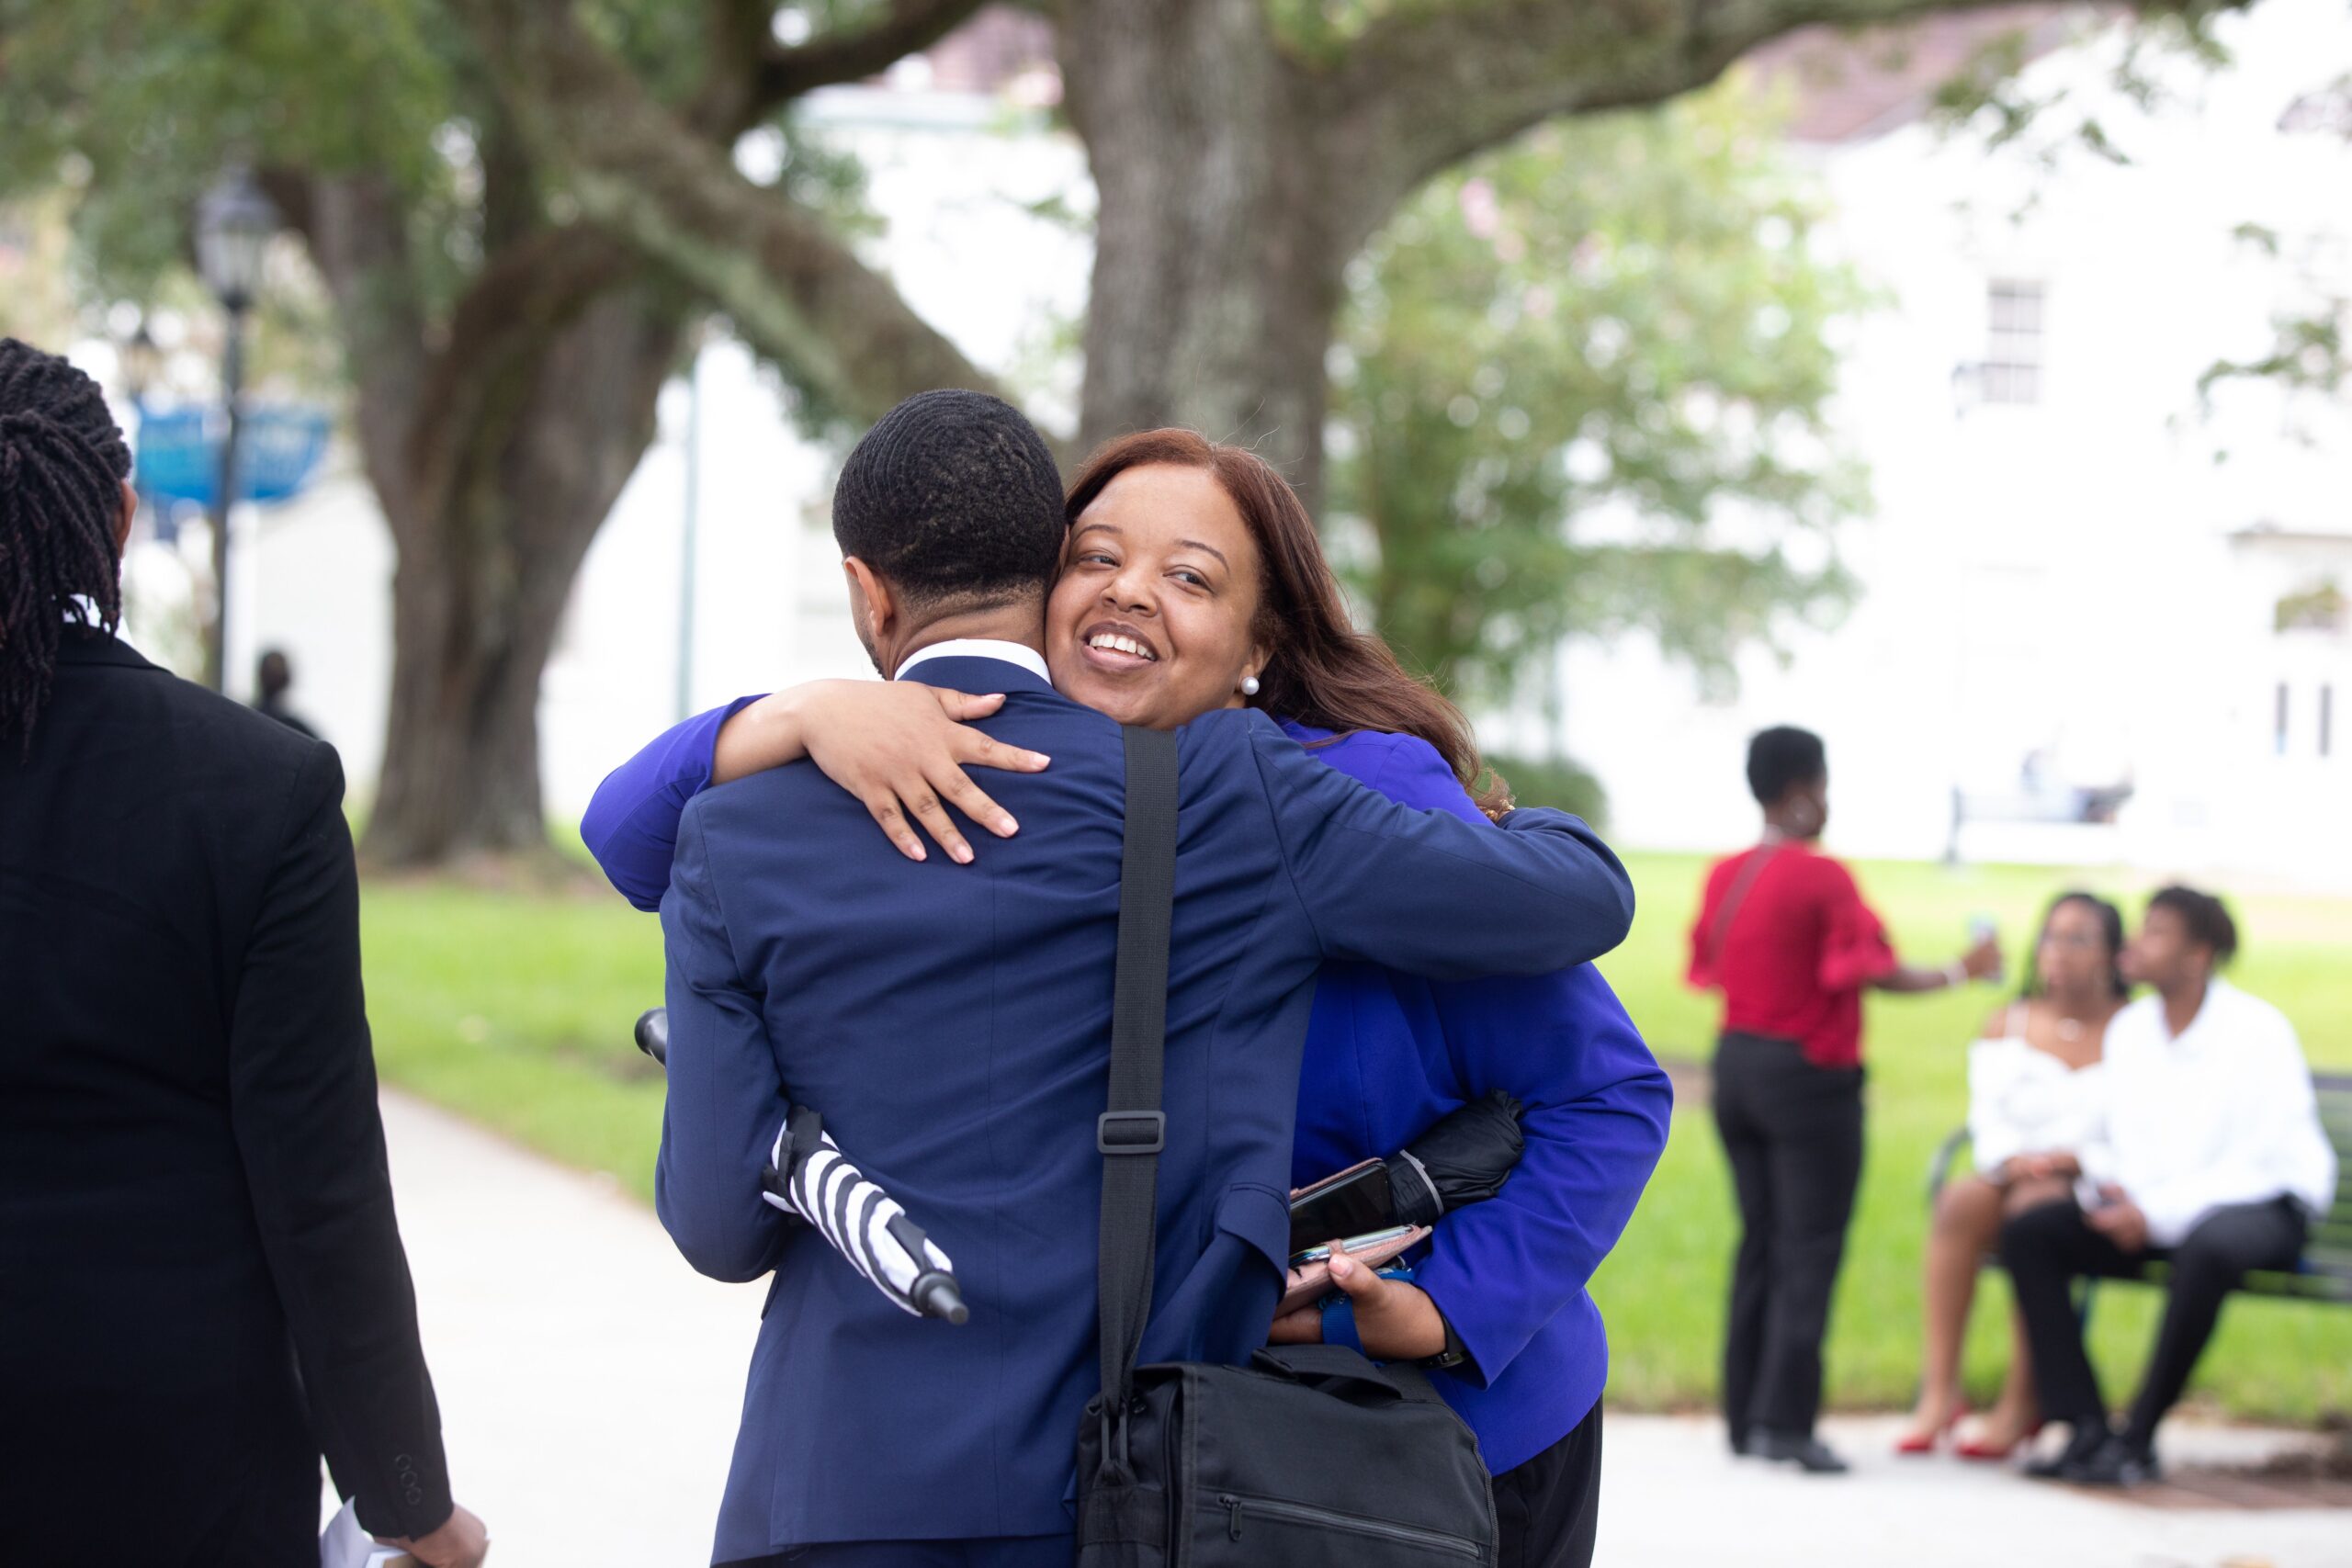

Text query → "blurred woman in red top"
[1690,727,1999,1473]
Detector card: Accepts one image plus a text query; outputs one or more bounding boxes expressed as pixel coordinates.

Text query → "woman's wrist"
[712,687,814,784]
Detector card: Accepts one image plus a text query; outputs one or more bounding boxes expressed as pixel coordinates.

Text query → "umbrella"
[634,1008,968,1325]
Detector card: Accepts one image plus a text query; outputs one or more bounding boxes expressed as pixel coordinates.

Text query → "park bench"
[1927,1071,2352,1307]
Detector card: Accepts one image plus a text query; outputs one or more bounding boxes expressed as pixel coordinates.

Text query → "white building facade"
[1555,0,2352,886]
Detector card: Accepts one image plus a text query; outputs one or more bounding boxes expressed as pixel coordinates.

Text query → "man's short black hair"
[831,389,1065,611]
[1747,725,1826,806]
[2148,885,2240,964]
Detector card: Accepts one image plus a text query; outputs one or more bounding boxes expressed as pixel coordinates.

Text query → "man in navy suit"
[658,390,1634,1567]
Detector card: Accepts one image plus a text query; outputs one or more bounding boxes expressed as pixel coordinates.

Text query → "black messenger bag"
[1073,726,1499,1567]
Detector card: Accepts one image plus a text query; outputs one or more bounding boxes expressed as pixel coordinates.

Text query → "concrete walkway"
[1600,1416,2349,1567]
[353,1090,759,1565]
[371,1089,2349,1567]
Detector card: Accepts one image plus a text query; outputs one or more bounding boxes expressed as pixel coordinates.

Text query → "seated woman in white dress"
[1896,892,2128,1458]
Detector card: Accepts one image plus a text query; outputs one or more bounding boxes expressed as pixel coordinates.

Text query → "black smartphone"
[1287,1161,1396,1258]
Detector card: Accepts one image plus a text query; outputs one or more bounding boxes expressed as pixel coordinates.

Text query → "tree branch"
[408,226,646,521]
[755,0,992,102]
[1328,0,2247,249]
[457,0,1003,425]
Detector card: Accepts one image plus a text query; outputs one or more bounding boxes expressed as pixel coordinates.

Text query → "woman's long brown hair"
[1065,429,1510,815]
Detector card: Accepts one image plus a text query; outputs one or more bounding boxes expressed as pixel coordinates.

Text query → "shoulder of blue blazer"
[1274,719,1479,819]
[1276,717,1405,788]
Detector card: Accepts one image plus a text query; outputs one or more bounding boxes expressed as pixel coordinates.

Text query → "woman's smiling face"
[1046,463,1268,729]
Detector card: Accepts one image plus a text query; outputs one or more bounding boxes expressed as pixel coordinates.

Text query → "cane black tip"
[916,1274,970,1325]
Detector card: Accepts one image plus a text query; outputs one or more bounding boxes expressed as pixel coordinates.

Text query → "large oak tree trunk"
[364,290,683,865]
[1061,0,1357,508]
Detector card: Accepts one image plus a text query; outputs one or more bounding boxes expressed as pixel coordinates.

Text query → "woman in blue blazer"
[585,430,1672,1567]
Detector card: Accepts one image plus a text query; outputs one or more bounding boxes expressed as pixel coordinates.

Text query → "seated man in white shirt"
[1999,886,2337,1486]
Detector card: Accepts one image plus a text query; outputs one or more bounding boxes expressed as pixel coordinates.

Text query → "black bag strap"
[1702,840,1783,975]
[1097,725,1181,1428]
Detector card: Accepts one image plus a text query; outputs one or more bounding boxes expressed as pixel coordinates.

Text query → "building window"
[2324,684,2335,760]
[1984,281,2044,405]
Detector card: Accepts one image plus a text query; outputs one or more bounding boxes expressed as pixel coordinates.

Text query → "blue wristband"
[1317,1264,1413,1359]
[1319,1297,1365,1354]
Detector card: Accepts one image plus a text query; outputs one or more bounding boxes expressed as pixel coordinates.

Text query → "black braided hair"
[0,338,131,750]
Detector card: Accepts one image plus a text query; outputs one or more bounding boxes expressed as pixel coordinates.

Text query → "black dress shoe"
[1730,1428,1754,1458]
[2024,1422,2111,1481]
[1750,1428,1850,1473]
[2064,1436,2160,1488]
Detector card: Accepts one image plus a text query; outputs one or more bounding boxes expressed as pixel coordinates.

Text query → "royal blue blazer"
[597,657,1635,1558]
[1275,725,1670,1474]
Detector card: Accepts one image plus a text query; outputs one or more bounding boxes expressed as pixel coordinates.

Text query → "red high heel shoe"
[1894,1406,1967,1456]
[1955,1418,2045,1461]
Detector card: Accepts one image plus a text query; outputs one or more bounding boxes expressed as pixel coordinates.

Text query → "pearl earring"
[1240,675,1261,697]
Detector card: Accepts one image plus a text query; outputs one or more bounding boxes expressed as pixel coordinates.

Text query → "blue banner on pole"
[134,404,332,510]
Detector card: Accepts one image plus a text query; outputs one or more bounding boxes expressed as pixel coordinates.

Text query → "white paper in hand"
[321,1498,417,1568]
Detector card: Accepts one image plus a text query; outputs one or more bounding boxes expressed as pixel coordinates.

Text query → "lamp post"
[195,167,277,693]
[120,324,161,406]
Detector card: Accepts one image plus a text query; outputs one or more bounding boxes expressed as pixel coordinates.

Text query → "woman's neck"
[2038,987,2116,1022]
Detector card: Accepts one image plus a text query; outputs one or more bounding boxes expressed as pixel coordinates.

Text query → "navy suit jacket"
[657,656,1633,1558]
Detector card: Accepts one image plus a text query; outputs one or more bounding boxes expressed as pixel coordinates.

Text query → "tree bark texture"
[367,291,683,865]
[1061,0,1357,507]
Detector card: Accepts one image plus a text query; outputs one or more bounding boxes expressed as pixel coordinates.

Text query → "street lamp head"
[121,323,162,402]
[196,166,278,314]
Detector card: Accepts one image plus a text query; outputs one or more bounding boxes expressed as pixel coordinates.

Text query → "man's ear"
[115,478,138,555]
[842,557,898,669]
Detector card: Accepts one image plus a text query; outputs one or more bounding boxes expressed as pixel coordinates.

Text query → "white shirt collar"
[61,596,136,653]
[894,638,1052,686]
[2147,977,2230,1045]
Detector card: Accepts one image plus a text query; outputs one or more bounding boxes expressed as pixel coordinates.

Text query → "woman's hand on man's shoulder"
[757,679,1051,865]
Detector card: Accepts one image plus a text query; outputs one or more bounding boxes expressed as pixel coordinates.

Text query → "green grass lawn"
[361,852,2352,1424]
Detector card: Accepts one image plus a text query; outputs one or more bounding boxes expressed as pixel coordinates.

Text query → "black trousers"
[1712,1032,1865,1441]
[1492,1402,1603,1568]
[2000,1195,2307,1442]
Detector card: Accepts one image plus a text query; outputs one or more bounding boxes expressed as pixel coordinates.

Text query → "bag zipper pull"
[1220,1494,1242,1541]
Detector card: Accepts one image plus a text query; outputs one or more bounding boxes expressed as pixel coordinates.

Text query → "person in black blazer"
[0,339,486,1568]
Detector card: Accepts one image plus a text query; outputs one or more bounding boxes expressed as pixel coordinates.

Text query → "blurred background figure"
[1999,887,2338,1487]
[1900,892,2129,1460]
[252,645,319,739]
[1690,725,2001,1474]
[0,338,486,1567]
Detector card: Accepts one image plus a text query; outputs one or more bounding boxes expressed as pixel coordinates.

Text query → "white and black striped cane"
[761,1106,968,1324]
[634,1009,969,1325]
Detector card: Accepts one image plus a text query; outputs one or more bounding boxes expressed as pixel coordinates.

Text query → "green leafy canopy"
[1330,74,1871,708]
